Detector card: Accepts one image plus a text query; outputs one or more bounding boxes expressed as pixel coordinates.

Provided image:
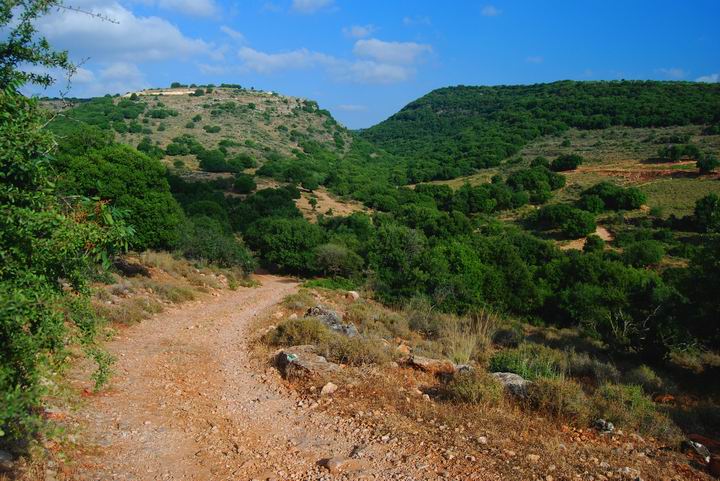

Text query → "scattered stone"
[320,382,338,396]
[491,372,532,398]
[593,419,615,433]
[275,346,341,378]
[306,305,358,337]
[288,313,298,320]
[527,454,540,463]
[346,291,360,301]
[320,456,367,474]
[396,344,411,356]
[681,439,711,463]
[408,355,456,375]
[477,436,488,445]
[0,450,13,472]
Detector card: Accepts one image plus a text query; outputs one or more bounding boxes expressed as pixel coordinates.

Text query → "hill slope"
[362,80,720,182]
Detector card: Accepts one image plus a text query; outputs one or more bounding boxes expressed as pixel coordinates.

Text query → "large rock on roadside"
[306,305,358,337]
[408,355,457,375]
[491,372,532,398]
[275,345,340,378]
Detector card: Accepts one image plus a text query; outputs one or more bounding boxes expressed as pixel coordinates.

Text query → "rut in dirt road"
[69,275,476,481]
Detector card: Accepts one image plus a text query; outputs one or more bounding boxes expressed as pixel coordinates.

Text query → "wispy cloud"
[353,38,432,65]
[526,56,544,64]
[342,24,376,38]
[402,15,431,26]
[220,25,246,43]
[135,0,219,17]
[481,5,501,17]
[657,67,686,79]
[336,104,367,112]
[696,73,719,83]
[291,0,334,14]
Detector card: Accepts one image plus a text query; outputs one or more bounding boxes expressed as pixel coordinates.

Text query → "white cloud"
[237,46,335,74]
[402,15,431,26]
[657,67,686,79]
[353,38,432,65]
[696,73,719,83]
[235,39,429,84]
[220,25,246,42]
[136,0,219,17]
[342,24,376,38]
[72,67,96,83]
[38,1,210,63]
[481,5,501,16]
[336,104,367,112]
[526,56,544,64]
[291,0,334,14]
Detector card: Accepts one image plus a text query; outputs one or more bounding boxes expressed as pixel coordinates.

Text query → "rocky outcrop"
[305,305,358,337]
[275,345,340,378]
[491,372,532,398]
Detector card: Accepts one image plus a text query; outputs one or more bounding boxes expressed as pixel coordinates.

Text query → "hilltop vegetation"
[362,81,720,182]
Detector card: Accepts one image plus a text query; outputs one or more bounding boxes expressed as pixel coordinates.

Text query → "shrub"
[591,384,677,438]
[581,182,646,211]
[203,125,221,133]
[234,173,257,194]
[622,240,665,267]
[583,234,605,253]
[623,365,663,394]
[489,343,565,380]
[313,243,364,278]
[536,204,596,238]
[244,217,324,273]
[446,371,504,405]
[282,290,316,310]
[264,317,331,346]
[698,154,719,174]
[550,154,583,171]
[320,335,392,366]
[527,378,590,424]
[694,193,720,233]
[565,351,619,384]
[180,216,256,270]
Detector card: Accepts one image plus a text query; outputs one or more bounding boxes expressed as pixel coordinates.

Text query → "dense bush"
[622,240,665,267]
[580,182,646,211]
[591,384,676,437]
[489,343,566,380]
[550,154,583,171]
[244,217,324,273]
[55,129,184,250]
[527,378,590,424]
[694,193,720,233]
[313,243,364,278]
[536,204,596,238]
[233,173,257,194]
[179,216,255,270]
[446,371,504,405]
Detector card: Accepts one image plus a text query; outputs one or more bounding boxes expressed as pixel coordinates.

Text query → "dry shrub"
[139,251,186,275]
[402,297,444,338]
[527,377,591,425]
[320,336,392,366]
[591,383,679,439]
[95,297,164,324]
[566,350,619,384]
[282,290,316,310]
[264,317,331,346]
[153,283,196,303]
[346,301,411,340]
[446,370,504,406]
[623,365,663,394]
[440,308,501,365]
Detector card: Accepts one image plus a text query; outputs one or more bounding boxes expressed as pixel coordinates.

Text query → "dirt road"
[68,275,464,481]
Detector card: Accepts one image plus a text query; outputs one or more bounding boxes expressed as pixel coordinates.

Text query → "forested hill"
[361,81,720,182]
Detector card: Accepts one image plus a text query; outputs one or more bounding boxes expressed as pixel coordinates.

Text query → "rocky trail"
[63,275,475,481]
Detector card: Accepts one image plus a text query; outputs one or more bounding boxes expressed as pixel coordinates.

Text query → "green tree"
[244,217,324,273]
[694,193,720,233]
[698,154,719,175]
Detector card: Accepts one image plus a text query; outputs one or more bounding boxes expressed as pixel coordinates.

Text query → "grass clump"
[446,371,504,406]
[345,301,411,340]
[264,317,331,346]
[489,343,566,380]
[527,378,591,425]
[566,350,619,384]
[321,336,392,366]
[623,365,663,394]
[282,290,316,310]
[591,384,678,438]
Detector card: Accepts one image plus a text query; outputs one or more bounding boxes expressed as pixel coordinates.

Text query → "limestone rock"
[305,305,358,337]
[408,355,456,375]
[274,346,340,378]
[491,372,532,398]
[320,382,338,396]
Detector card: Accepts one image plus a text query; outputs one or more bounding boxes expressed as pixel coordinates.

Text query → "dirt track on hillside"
[64,275,487,481]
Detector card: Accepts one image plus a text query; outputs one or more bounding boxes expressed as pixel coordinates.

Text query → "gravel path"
[69,275,469,481]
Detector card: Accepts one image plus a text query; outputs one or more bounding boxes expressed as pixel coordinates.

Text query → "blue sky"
[33,0,720,128]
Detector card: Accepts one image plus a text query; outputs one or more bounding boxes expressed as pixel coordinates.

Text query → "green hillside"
[362,81,720,182]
